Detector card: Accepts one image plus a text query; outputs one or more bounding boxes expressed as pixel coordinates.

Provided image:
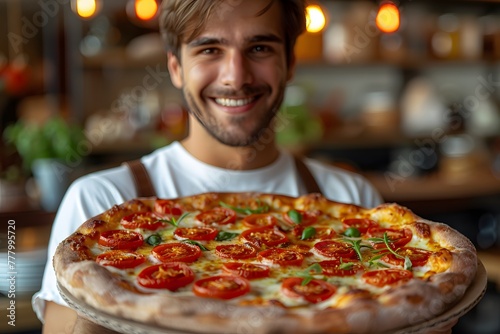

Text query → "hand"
[73,315,121,334]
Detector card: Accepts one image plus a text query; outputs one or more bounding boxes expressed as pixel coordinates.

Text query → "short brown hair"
[159,0,307,67]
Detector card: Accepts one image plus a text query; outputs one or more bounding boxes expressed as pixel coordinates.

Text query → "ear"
[286,54,296,82]
[167,52,183,88]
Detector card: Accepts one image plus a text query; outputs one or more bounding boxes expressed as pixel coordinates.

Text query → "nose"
[219,50,253,90]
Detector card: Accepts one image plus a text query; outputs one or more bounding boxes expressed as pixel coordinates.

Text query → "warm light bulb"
[376,3,400,33]
[135,0,158,21]
[306,5,326,33]
[74,0,99,19]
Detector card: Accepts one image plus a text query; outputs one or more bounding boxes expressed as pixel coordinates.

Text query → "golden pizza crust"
[54,192,478,334]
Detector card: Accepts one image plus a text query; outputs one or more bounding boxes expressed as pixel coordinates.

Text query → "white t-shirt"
[32,141,382,321]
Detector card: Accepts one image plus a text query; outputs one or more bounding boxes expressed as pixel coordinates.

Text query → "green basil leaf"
[367,237,384,243]
[306,263,322,274]
[375,262,390,268]
[146,234,162,246]
[219,201,269,215]
[287,209,302,224]
[301,276,313,286]
[369,253,386,262]
[301,226,316,240]
[344,227,361,238]
[182,240,209,251]
[338,262,354,270]
[160,218,177,227]
[297,263,323,286]
[215,231,239,241]
[404,256,413,271]
[160,212,190,227]
[342,238,364,262]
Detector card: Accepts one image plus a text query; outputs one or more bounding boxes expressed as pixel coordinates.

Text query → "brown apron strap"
[123,157,319,197]
[294,156,323,195]
[122,160,157,197]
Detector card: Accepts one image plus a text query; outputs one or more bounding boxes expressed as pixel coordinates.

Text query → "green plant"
[3,116,85,173]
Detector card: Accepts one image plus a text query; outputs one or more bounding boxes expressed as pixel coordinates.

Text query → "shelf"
[364,167,500,203]
[81,47,500,71]
[82,48,166,70]
[88,132,174,155]
[313,125,408,149]
[91,139,156,155]
[297,57,499,70]
[309,122,500,151]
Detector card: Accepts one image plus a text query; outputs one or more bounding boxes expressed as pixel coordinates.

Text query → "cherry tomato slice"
[283,210,319,226]
[362,268,413,287]
[152,242,202,263]
[382,247,432,267]
[121,212,165,231]
[313,240,356,260]
[319,260,364,277]
[137,263,194,290]
[154,199,184,216]
[174,227,218,241]
[222,262,270,279]
[257,248,304,266]
[282,243,313,257]
[193,275,250,300]
[367,227,413,250]
[314,227,337,240]
[196,207,237,225]
[342,218,378,234]
[281,277,336,304]
[98,230,144,250]
[215,244,257,260]
[96,250,146,269]
[242,214,277,228]
[240,226,288,247]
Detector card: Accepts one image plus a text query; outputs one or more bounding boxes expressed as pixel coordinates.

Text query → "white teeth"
[215,98,254,107]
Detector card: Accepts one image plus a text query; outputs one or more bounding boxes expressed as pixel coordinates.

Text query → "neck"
[180,123,280,170]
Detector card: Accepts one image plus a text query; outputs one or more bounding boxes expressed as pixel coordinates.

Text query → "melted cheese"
[87,200,454,313]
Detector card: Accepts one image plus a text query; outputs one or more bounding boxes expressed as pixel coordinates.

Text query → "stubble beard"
[183,85,286,147]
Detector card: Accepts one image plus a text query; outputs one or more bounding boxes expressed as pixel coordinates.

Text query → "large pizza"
[54,192,479,334]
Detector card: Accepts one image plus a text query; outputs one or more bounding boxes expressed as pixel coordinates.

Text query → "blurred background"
[1,0,500,333]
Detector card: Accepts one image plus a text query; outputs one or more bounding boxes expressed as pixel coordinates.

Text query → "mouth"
[213,97,257,107]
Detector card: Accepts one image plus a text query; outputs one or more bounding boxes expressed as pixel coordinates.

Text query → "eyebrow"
[187,34,283,48]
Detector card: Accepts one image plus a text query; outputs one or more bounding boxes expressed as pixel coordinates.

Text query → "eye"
[200,48,221,55]
[251,45,272,53]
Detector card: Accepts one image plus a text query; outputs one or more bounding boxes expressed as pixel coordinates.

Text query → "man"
[34,0,382,332]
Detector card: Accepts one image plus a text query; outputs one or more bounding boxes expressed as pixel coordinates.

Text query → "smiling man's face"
[167,0,295,147]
